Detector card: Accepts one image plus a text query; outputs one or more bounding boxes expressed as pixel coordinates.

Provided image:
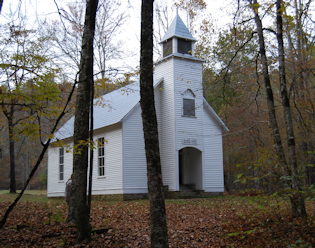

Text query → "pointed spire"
[160,14,196,43]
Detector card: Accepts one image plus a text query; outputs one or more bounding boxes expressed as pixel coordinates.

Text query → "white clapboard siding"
[173,58,204,152]
[48,123,123,197]
[203,105,224,192]
[47,141,73,197]
[155,58,176,191]
[122,103,148,192]
[154,83,162,144]
[92,123,123,194]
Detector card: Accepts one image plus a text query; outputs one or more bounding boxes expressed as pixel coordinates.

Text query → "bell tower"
[154,14,205,192]
[159,14,197,58]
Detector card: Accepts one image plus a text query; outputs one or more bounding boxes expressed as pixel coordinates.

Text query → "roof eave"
[159,35,197,44]
[203,98,229,132]
[119,77,164,123]
[154,54,204,66]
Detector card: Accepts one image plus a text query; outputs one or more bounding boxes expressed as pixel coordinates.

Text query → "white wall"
[92,123,123,194]
[203,105,224,192]
[47,141,73,197]
[122,104,148,193]
[47,123,123,197]
[155,59,176,190]
[174,58,204,152]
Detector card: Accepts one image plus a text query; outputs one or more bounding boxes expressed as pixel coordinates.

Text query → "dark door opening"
[178,147,203,190]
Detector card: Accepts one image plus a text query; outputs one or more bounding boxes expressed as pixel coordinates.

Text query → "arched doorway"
[178,147,203,190]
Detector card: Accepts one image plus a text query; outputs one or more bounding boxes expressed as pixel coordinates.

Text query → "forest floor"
[0,191,314,247]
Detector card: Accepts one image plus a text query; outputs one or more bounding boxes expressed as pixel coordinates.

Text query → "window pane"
[183,99,195,116]
[99,157,104,167]
[99,166,104,176]
[98,137,105,176]
[59,164,64,180]
[98,137,104,146]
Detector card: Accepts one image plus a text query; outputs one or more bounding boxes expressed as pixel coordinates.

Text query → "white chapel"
[47,14,229,199]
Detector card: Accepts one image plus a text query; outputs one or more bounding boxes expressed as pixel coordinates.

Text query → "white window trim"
[59,147,64,181]
[98,137,105,177]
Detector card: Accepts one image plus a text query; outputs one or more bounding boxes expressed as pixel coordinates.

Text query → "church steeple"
[160,14,197,58]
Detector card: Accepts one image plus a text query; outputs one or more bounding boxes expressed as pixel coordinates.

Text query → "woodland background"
[0,0,315,195]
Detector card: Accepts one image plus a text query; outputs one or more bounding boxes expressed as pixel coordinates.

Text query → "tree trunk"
[0,0,3,14]
[2,103,17,193]
[4,104,17,194]
[140,1,169,247]
[9,123,16,194]
[251,0,290,182]
[66,0,98,243]
[276,0,307,218]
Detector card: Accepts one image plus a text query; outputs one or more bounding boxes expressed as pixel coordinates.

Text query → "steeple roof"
[160,14,197,43]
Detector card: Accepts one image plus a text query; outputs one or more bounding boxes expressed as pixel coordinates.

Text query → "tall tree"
[249,0,307,218]
[275,0,307,218]
[0,77,77,229]
[66,0,98,243]
[46,0,126,81]
[140,0,169,247]
[0,24,60,193]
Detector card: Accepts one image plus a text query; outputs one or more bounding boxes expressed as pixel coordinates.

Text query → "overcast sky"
[0,0,232,75]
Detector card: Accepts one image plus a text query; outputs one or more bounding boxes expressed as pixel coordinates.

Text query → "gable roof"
[52,78,163,142]
[160,14,197,43]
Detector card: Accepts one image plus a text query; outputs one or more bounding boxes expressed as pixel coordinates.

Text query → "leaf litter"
[0,195,314,247]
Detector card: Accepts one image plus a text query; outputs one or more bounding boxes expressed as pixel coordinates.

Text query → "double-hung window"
[98,137,105,176]
[59,148,64,181]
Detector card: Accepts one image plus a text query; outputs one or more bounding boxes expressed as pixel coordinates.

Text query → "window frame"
[59,148,64,181]
[183,98,196,117]
[98,137,105,177]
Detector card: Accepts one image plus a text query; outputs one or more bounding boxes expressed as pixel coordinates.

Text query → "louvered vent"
[163,39,172,57]
[178,39,192,55]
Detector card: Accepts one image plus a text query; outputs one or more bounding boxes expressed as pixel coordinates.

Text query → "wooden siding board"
[202,105,224,192]
[47,143,73,197]
[48,123,123,197]
[122,104,148,189]
[155,58,176,190]
[92,124,123,191]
